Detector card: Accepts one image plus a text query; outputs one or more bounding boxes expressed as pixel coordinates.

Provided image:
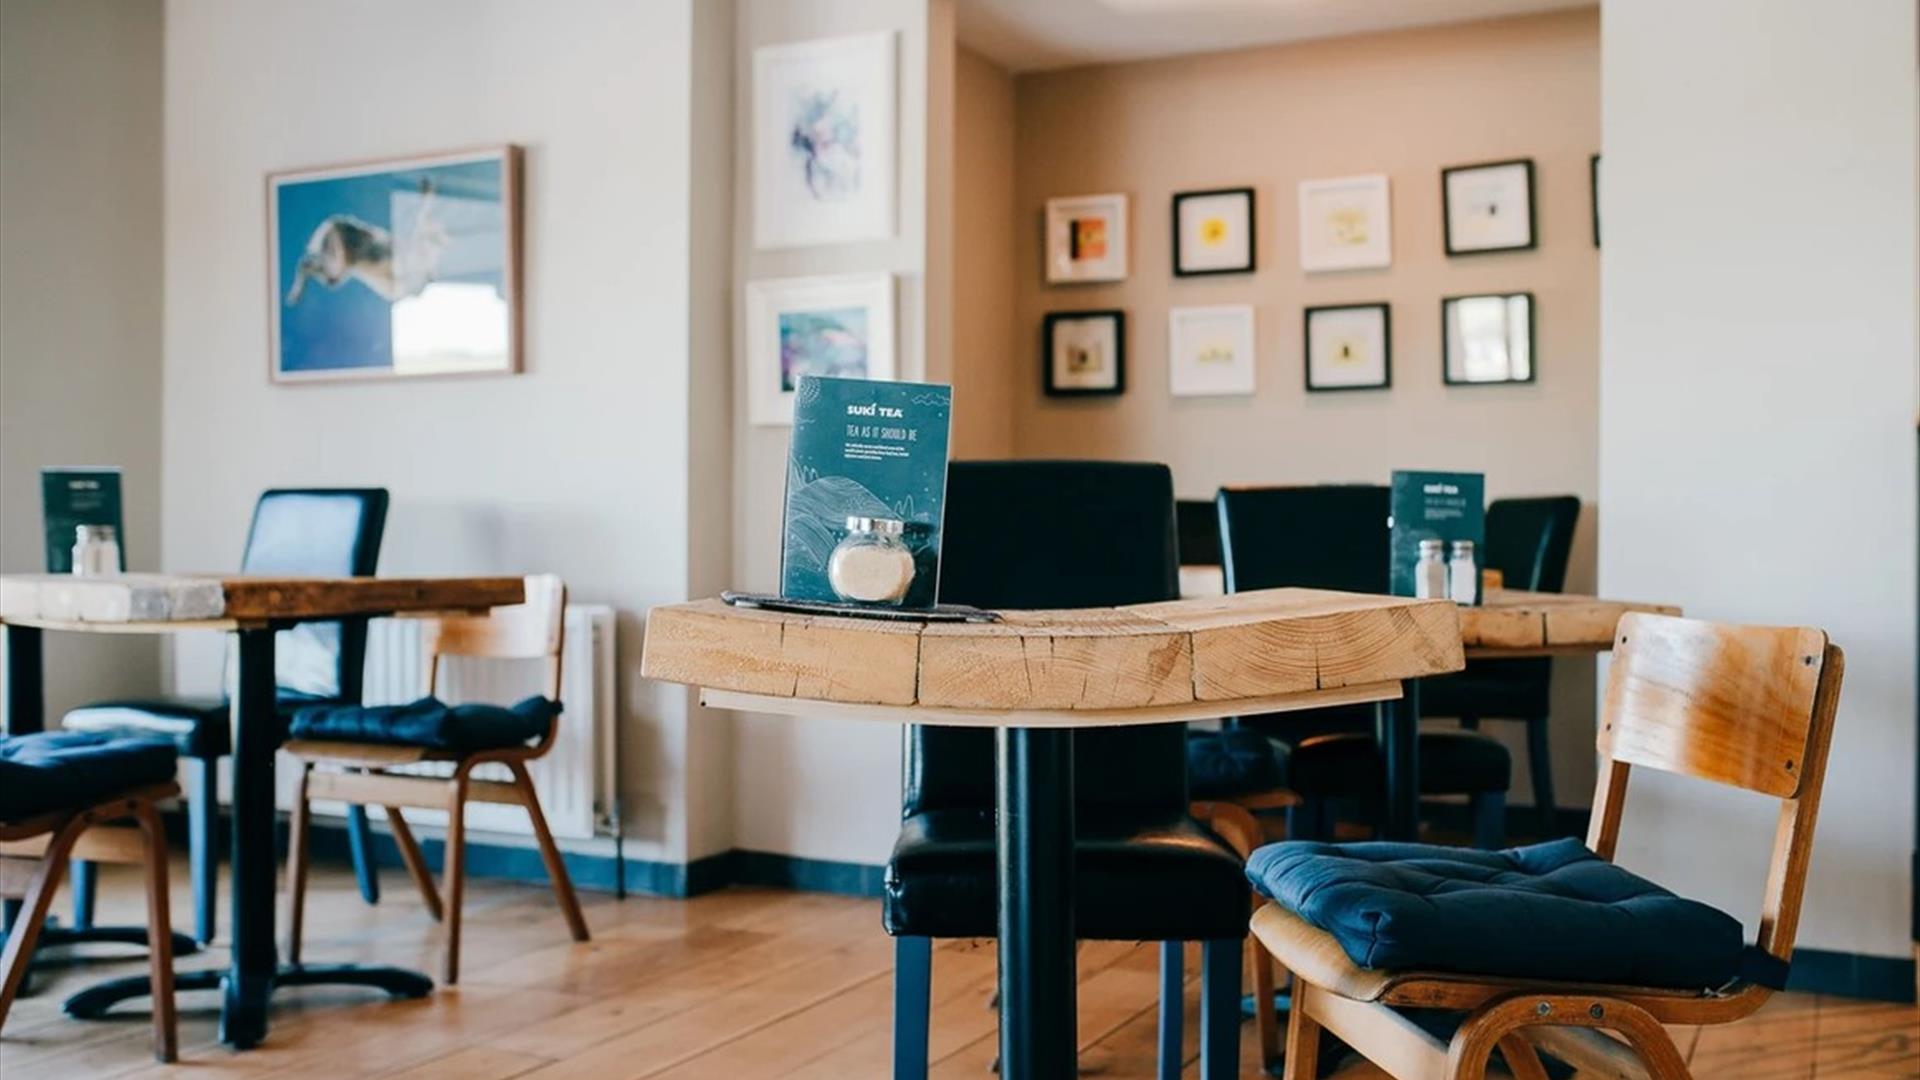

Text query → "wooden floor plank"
[3,858,1914,1080]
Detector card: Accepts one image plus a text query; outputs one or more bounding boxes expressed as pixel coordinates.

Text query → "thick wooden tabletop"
[642,588,1465,727]
[1462,588,1681,658]
[0,573,525,630]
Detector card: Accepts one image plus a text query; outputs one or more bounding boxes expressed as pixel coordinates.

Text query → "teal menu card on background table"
[780,375,953,609]
[41,466,125,573]
[1389,469,1485,603]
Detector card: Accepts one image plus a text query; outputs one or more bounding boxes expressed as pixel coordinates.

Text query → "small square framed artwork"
[1297,175,1392,271]
[1172,187,1255,276]
[1043,310,1125,396]
[1442,292,1534,386]
[1045,193,1128,283]
[1442,158,1536,255]
[1168,305,1256,397]
[1304,303,1391,392]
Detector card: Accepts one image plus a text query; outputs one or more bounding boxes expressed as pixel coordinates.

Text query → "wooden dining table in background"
[0,572,525,1050]
[1179,564,1679,838]
[641,586,1466,1080]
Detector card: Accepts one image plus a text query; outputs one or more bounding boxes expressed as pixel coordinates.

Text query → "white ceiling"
[956,0,1595,73]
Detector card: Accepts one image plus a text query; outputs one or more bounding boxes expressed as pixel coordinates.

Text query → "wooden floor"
[2,857,1914,1078]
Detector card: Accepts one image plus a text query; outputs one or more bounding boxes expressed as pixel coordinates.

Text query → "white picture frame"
[1297,174,1392,272]
[1168,304,1256,397]
[1045,193,1129,283]
[1442,159,1536,255]
[752,32,897,250]
[746,273,896,425]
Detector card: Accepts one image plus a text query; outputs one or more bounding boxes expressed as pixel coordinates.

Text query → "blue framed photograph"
[267,146,521,383]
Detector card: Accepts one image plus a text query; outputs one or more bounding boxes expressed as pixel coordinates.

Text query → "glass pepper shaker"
[827,516,914,604]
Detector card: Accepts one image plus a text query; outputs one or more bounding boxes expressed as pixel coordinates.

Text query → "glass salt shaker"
[827,516,914,604]
[72,524,121,577]
[1413,538,1448,600]
[1448,539,1479,606]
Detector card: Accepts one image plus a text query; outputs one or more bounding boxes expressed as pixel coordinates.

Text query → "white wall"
[727,0,955,865]
[161,0,730,866]
[1600,0,1918,959]
[0,0,164,719]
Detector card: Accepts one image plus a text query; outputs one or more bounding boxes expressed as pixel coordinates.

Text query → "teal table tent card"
[1389,470,1485,604]
[781,375,952,610]
[42,466,126,573]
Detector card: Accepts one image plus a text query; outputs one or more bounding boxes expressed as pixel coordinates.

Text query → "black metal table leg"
[221,627,279,1048]
[1379,680,1422,841]
[6,623,44,735]
[995,726,1076,1080]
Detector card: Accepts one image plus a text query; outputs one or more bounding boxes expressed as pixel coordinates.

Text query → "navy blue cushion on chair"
[1246,837,1746,989]
[1186,728,1290,799]
[289,696,560,753]
[0,731,179,822]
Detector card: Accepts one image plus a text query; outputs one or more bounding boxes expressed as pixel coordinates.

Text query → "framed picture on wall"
[267,146,522,384]
[1168,305,1256,397]
[1442,292,1534,385]
[752,32,897,250]
[1442,158,1536,255]
[1297,175,1392,271]
[1590,153,1602,248]
[1304,303,1391,392]
[1043,310,1125,396]
[746,273,896,425]
[1045,193,1129,283]
[1172,187,1255,276]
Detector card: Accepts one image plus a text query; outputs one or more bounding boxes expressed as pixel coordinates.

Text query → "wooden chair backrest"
[1587,612,1844,966]
[423,574,567,702]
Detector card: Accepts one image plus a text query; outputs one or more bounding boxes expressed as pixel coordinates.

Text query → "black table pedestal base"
[64,963,435,1048]
[35,925,201,957]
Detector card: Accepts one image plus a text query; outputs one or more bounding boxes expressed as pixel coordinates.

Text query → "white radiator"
[280,604,618,840]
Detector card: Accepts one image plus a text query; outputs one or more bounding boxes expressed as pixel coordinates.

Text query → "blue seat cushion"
[1247,837,1747,989]
[288,696,560,753]
[64,690,336,759]
[1187,727,1290,798]
[0,731,179,822]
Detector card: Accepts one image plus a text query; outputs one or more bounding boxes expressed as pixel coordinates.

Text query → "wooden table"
[641,588,1464,1079]
[0,572,524,1050]
[1178,566,1678,837]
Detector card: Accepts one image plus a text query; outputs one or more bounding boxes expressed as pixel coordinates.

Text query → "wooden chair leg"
[285,765,311,965]
[0,820,81,1029]
[1496,1034,1550,1080]
[386,806,442,922]
[133,799,178,1063]
[1251,932,1280,1071]
[442,771,470,985]
[1282,980,1322,1080]
[1448,992,1691,1080]
[508,761,588,942]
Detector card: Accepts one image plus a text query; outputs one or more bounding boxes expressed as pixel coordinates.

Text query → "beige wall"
[1006,10,1601,805]
[0,0,164,719]
[160,0,730,866]
[951,47,1018,457]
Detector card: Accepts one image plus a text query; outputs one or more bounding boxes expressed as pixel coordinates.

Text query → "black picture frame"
[1590,153,1601,248]
[1441,158,1537,256]
[1303,302,1392,392]
[1441,291,1536,386]
[1171,187,1256,277]
[1042,309,1126,397]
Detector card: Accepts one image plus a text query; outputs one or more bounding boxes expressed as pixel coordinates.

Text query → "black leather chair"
[886,461,1246,1080]
[1419,495,1581,836]
[1216,485,1512,849]
[62,489,389,943]
[1177,497,1223,566]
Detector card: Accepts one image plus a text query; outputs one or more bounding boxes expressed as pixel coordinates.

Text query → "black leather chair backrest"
[904,461,1184,818]
[1216,485,1389,594]
[1485,496,1580,593]
[238,489,389,701]
[1176,498,1222,567]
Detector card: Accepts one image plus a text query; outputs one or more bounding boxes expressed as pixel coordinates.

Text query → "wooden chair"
[282,575,589,984]
[1253,612,1845,1080]
[2,783,179,1062]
